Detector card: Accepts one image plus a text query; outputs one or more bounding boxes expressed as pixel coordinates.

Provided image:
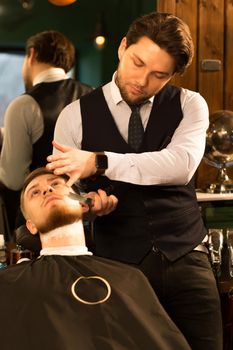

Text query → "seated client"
[0,167,191,350]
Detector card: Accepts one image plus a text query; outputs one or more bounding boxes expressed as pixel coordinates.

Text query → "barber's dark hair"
[26,30,75,72]
[125,12,194,75]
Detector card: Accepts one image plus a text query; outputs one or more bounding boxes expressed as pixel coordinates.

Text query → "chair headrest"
[15,225,41,254]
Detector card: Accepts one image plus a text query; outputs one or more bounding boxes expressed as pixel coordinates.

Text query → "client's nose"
[43,186,54,195]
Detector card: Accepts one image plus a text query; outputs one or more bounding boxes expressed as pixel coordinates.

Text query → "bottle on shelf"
[10,244,33,265]
[0,234,7,269]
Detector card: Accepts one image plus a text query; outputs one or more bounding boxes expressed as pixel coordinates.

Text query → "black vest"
[80,86,206,263]
[27,78,92,170]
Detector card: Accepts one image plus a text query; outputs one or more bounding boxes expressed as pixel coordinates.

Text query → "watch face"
[96,155,108,169]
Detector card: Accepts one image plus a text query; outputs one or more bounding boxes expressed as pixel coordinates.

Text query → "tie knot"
[129,103,144,112]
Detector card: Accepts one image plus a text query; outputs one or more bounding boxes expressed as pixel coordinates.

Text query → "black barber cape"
[0,255,191,350]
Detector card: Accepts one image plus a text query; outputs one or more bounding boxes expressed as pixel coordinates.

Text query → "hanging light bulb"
[95,35,106,49]
[94,13,107,50]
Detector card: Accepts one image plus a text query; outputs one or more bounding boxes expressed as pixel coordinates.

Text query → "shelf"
[196,192,233,202]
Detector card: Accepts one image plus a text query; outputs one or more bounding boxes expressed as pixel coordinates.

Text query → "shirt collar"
[40,245,93,256]
[110,72,123,105]
[33,67,68,86]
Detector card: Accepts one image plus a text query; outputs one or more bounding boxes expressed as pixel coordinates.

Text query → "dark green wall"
[0,0,156,87]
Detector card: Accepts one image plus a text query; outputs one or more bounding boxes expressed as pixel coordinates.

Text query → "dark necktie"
[128,103,144,151]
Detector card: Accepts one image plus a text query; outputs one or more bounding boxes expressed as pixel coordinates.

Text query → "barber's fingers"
[66,174,79,187]
[46,161,79,185]
[101,194,118,215]
[95,189,108,208]
[46,154,82,186]
[47,153,67,163]
[86,191,101,211]
[52,140,73,153]
[47,144,96,182]
[47,158,71,171]
[47,141,77,169]
[87,189,118,216]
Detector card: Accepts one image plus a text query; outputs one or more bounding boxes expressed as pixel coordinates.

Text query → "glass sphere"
[204,110,233,167]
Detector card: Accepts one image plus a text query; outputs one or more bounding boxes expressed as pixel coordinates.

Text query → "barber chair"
[15,225,41,259]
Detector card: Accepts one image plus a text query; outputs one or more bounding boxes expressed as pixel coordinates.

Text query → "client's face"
[24,174,83,234]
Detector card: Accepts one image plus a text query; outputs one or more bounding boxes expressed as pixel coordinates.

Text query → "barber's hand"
[86,189,118,216]
[46,141,96,186]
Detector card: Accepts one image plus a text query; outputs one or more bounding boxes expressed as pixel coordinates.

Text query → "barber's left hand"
[86,189,118,216]
[47,140,96,186]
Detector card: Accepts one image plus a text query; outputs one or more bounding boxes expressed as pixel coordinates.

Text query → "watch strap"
[95,152,108,175]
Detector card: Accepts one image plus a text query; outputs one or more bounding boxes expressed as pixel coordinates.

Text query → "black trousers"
[135,249,223,350]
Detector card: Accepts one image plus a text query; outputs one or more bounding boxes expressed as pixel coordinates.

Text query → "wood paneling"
[157,0,198,91]
[157,0,233,190]
[225,1,233,109]
[156,0,176,14]
[175,0,198,91]
[198,0,224,113]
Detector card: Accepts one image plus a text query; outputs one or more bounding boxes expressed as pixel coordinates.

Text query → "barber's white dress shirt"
[54,72,209,186]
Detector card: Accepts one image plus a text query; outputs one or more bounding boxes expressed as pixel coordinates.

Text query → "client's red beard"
[37,204,82,234]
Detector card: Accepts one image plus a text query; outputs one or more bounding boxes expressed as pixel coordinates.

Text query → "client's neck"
[39,221,86,249]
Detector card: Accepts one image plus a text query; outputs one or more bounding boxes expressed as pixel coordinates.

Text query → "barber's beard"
[116,66,149,105]
[37,205,82,234]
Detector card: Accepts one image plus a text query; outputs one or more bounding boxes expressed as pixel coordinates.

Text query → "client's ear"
[26,219,38,235]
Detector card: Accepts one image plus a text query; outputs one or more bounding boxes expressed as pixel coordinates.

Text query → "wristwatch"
[95,152,108,175]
